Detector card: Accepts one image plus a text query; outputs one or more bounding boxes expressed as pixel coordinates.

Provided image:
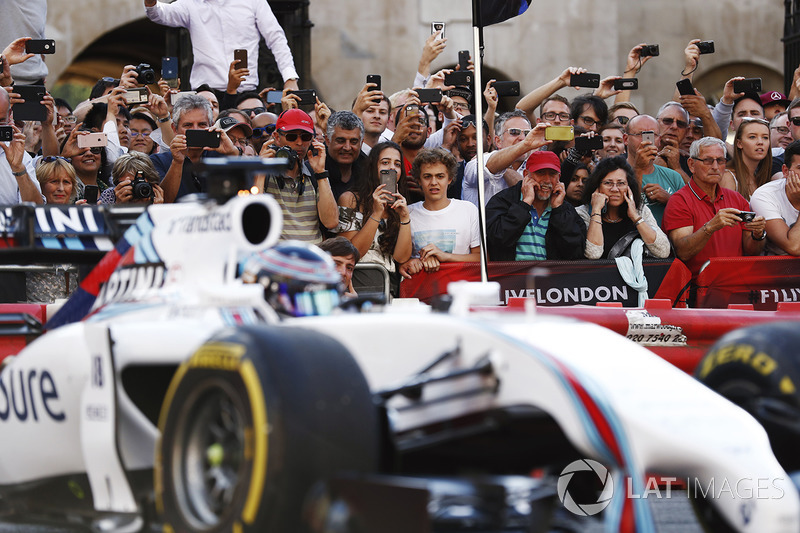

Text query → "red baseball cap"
[276,109,314,134]
[760,91,791,108]
[525,150,561,173]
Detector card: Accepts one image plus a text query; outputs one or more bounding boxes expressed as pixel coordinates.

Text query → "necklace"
[602,215,622,223]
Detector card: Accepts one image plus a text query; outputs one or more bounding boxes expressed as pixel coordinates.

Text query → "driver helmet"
[240,241,342,317]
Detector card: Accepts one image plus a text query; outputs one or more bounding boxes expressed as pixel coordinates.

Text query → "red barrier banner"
[695,256,800,310]
[399,259,692,306]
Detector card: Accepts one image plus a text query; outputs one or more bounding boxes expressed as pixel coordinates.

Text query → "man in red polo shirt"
[662,137,766,277]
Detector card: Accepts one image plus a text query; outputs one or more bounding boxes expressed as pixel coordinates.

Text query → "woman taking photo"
[721,117,772,200]
[335,141,412,296]
[577,156,670,259]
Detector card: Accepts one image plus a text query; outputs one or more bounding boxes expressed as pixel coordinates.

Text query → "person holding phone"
[144,0,299,93]
[576,156,669,259]
[335,141,411,296]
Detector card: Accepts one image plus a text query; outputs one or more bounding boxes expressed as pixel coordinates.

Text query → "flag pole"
[472,0,490,283]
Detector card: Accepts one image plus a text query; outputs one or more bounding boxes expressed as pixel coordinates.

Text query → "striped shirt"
[515,201,551,261]
[263,167,322,243]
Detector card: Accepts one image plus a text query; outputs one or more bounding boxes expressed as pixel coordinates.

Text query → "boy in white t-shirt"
[400,148,481,279]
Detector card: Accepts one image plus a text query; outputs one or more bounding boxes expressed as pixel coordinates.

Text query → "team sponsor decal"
[504,285,629,305]
[93,262,166,309]
[167,212,232,234]
[0,368,66,422]
[34,206,105,235]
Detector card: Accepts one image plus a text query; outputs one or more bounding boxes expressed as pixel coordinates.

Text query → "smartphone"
[733,78,762,94]
[676,78,695,96]
[170,90,197,106]
[83,185,99,205]
[12,85,47,121]
[416,88,442,104]
[0,126,12,142]
[431,22,445,38]
[124,87,149,105]
[493,81,521,97]
[569,72,600,88]
[162,56,178,80]
[641,131,656,144]
[77,132,108,148]
[575,135,604,152]
[234,49,248,69]
[458,50,470,71]
[444,71,472,87]
[545,126,574,141]
[404,104,420,118]
[380,169,397,195]
[25,39,55,54]
[186,129,221,149]
[640,44,660,57]
[737,211,757,222]
[613,78,638,91]
[265,90,283,105]
[287,89,317,106]
[366,74,381,92]
[697,40,715,54]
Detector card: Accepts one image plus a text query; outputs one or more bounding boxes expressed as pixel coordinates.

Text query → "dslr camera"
[135,63,157,85]
[132,172,154,200]
[275,146,299,169]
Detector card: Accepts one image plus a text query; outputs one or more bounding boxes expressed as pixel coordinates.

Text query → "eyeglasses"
[504,128,531,137]
[692,157,727,166]
[280,130,313,142]
[130,131,151,138]
[453,102,470,111]
[613,116,631,125]
[577,115,599,127]
[459,118,477,129]
[600,180,627,189]
[63,115,77,124]
[541,111,571,122]
[790,117,800,127]
[772,126,791,135]
[659,117,689,129]
[241,106,266,116]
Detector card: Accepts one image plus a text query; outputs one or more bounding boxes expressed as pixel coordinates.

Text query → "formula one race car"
[0,160,798,533]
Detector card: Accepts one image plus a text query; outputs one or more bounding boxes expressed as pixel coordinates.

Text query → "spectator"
[598,123,625,159]
[662,137,766,278]
[325,111,367,200]
[259,108,337,243]
[771,98,800,176]
[356,91,390,156]
[391,103,429,202]
[36,156,77,205]
[624,114,684,224]
[751,140,800,255]
[89,77,120,100]
[654,101,691,183]
[128,112,158,155]
[215,116,254,156]
[760,91,791,121]
[318,237,360,297]
[721,117,772,201]
[400,148,480,278]
[681,116,705,154]
[769,112,792,153]
[195,84,221,121]
[144,0,299,93]
[54,98,77,140]
[151,94,238,202]
[576,156,669,259]
[66,137,110,201]
[515,66,587,125]
[452,114,491,200]
[561,162,589,207]
[335,141,411,296]
[485,148,585,261]
[571,94,608,132]
[608,102,639,127]
[537,95,572,126]
[235,92,267,121]
[99,152,164,205]
[249,112,277,154]
[462,109,531,207]
[713,82,764,142]
[1,15,48,85]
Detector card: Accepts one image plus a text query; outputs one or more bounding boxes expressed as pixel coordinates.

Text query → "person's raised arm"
[161,134,187,203]
[516,67,585,123]
[417,30,447,87]
[486,123,550,174]
[616,43,654,105]
[40,94,60,157]
[679,88,722,140]
[308,138,338,229]
[484,80,498,134]
[0,125,43,204]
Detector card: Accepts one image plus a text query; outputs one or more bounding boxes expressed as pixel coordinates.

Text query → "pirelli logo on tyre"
[189,342,246,370]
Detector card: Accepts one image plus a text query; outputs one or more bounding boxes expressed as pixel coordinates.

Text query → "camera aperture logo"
[558,459,614,516]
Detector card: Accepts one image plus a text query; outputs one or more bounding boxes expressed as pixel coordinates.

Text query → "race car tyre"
[695,321,800,472]
[155,325,379,533]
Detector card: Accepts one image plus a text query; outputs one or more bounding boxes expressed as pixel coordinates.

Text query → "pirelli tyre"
[155,325,379,533]
[695,321,800,472]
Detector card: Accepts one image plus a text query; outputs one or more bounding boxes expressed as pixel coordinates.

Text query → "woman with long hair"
[722,117,773,200]
[335,141,412,295]
[577,156,670,259]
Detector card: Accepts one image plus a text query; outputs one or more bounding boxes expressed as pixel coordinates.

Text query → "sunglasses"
[251,124,276,137]
[659,117,688,129]
[241,107,266,116]
[613,116,631,125]
[89,147,104,154]
[791,117,800,127]
[101,77,120,85]
[504,128,531,137]
[280,130,313,142]
[39,156,71,164]
[62,115,77,124]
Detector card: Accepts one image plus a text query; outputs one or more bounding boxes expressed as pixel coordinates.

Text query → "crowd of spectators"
[4,3,800,299]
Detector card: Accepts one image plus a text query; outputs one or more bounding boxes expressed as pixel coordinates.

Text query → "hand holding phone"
[185,129,221,149]
[83,185,99,204]
[733,78,762,94]
[569,73,600,88]
[545,126,574,141]
[25,40,55,54]
[641,131,655,144]
[676,79,695,96]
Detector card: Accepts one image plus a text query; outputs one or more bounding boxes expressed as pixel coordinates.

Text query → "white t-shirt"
[750,178,799,255]
[408,199,480,257]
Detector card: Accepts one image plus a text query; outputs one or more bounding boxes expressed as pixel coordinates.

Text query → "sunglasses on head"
[280,130,313,142]
[39,156,71,165]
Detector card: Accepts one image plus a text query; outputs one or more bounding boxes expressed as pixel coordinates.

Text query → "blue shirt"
[515,199,551,261]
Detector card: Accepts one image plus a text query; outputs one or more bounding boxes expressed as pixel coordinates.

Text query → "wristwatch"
[752,229,767,241]
[157,115,171,123]
[313,171,329,181]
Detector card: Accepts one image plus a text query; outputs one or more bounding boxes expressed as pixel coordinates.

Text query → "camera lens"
[132,178,153,199]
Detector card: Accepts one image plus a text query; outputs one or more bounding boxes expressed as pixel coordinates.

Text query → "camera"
[640,44,660,57]
[135,63,157,85]
[132,172,154,200]
[697,40,715,54]
[275,146,299,169]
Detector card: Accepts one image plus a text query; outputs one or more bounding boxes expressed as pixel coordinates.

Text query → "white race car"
[0,161,797,532]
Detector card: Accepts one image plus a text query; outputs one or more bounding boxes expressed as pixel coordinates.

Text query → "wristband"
[313,171,329,181]
[369,215,381,224]
[702,223,712,236]
[400,219,410,225]
[634,217,644,226]
[11,169,27,177]
[157,115,171,123]
[591,213,602,218]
